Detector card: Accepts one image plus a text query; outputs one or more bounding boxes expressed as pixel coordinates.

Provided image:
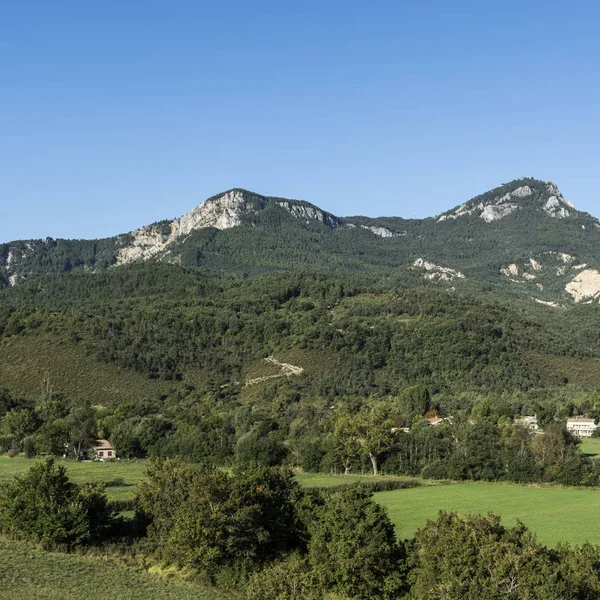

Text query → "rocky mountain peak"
[438,178,574,223]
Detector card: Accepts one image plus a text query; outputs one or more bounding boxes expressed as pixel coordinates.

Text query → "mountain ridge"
[3,177,600,305]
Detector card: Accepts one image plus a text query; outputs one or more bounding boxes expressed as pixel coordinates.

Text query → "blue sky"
[2,0,599,242]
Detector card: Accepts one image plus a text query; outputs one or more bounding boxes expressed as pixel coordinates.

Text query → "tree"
[0,408,38,449]
[333,413,363,474]
[65,407,97,459]
[407,511,565,599]
[137,460,301,577]
[0,458,114,549]
[333,404,396,475]
[308,487,404,599]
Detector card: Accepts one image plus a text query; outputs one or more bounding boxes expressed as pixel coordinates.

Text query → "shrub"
[0,458,115,549]
[245,554,323,600]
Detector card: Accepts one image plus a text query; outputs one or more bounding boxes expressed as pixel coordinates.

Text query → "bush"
[137,460,301,578]
[245,554,323,600]
[23,435,36,458]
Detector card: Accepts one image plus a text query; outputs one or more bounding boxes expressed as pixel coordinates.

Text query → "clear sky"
[2,0,599,242]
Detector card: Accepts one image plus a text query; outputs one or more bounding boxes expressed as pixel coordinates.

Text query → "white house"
[566,417,597,437]
[515,416,538,430]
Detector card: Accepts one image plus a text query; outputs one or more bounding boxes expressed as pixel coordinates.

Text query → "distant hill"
[3,178,600,306]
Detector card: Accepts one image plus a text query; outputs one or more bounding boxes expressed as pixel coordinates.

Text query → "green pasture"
[0,456,420,500]
[579,437,600,458]
[375,481,600,547]
[0,456,146,502]
[0,538,239,600]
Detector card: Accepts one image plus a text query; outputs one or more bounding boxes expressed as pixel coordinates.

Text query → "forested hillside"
[3,178,600,307]
[2,260,600,476]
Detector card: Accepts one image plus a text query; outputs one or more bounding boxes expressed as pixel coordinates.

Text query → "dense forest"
[2,263,600,485]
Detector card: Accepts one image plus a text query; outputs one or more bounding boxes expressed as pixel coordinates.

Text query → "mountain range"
[3,177,600,306]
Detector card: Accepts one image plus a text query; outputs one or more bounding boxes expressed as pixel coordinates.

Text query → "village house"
[427,416,452,426]
[566,417,597,437]
[515,415,538,430]
[94,439,116,460]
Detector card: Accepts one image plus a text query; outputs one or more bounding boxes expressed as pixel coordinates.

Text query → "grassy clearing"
[0,456,147,502]
[0,333,175,407]
[375,481,600,547]
[580,437,600,458]
[0,538,240,600]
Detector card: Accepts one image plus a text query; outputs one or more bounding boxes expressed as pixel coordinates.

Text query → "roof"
[94,439,114,450]
[566,418,596,424]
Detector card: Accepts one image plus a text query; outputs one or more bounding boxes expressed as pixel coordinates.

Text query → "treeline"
[3,382,600,490]
[3,458,600,599]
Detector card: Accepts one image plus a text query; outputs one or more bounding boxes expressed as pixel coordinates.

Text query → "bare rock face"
[277,201,341,228]
[501,264,519,277]
[438,185,532,223]
[480,203,520,223]
[413,258,465,282]
[565,269,600,303]
[529,258,542,271]
[177,189,256,234]
[117,190,263,265]
[542,182,571,218]
[360,225,405,238]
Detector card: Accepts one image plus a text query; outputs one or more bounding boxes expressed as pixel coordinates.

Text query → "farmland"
[375,481,600,547]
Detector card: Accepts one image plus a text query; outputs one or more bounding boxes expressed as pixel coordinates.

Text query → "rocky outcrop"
[413,258,465,282]
[501,264,519,277]
[360,225,406,238]
[437,181,578,224]
[438,185,532,223]
[480,203,520,222]
[565,269,600,303]
[117,190,266,264]
[277,201,341,228]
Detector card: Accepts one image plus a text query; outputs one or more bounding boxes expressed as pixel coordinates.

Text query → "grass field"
[0,456,422,499]
[375,481,600,547]
[0,456,147,502]
[6,455,600,548]
[579,437,600,458]
[0,539,240,600]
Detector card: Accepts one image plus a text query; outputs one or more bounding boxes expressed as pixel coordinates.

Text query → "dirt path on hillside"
[245,356,304,386]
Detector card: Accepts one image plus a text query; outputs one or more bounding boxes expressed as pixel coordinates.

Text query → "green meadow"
[0,539,239,600]
[5,455,600,548]
[579,437,600,458]
[0,456,146,502]
[375,481,600,547]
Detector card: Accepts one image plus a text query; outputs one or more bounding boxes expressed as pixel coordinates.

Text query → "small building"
[515,416,538,430]
[427,417,452,426]
[566,417,597,438]
[94,439,116,461]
